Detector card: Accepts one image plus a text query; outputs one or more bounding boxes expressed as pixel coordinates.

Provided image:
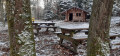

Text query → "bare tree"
[87,0,114,56]
[6,0,36,56]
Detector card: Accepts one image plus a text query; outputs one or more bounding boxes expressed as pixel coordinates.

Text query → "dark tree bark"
[6,0,36,56]
[87,0,114,56]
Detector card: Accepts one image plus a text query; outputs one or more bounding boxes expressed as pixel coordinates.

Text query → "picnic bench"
[55,26,89,54]
[37,26,57,33]
[32,22,57,33]
[55,25,120,54]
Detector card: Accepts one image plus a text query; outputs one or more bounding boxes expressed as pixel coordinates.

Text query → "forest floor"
[0,17,120,56]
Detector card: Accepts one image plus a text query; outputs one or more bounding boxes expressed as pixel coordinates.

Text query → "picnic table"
[32,22,57,33]
[55,23,89,53]
[55,23,120,54]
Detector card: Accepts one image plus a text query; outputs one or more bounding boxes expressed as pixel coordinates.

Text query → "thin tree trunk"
[87,0,114,56]
[6,0,36,56]
[0,0,4,26]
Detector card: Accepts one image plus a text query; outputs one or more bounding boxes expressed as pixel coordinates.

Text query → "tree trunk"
[87,0,114,56]
[116,0,120,25]
[0,0,4,26]
[6,0,36,56]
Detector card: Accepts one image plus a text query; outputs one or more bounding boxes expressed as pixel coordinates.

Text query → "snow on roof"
[61,7,89,14]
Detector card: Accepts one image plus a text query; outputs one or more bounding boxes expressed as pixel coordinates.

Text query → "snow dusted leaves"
[18,45,34,56]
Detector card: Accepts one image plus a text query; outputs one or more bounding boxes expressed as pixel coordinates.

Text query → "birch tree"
[87,0,114,56]
[6,0,36,56]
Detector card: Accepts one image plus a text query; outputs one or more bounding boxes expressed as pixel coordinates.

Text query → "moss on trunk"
[87,0,114,56]
[6,0,36,56]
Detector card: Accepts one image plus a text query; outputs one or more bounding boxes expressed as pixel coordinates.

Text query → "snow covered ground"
[0,17,120,56]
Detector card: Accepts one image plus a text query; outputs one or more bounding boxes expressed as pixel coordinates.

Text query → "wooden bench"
[83,31,120,39]
[54,32,62,34]
[32,22,56,34]
[114,43,120,45]
[32,22,55,28]
[37,26,57,33]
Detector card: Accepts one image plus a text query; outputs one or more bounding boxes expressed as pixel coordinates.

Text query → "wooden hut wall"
[64,8,86,21]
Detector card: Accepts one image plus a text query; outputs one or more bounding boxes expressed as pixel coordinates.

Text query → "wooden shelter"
[62,7,88,22]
